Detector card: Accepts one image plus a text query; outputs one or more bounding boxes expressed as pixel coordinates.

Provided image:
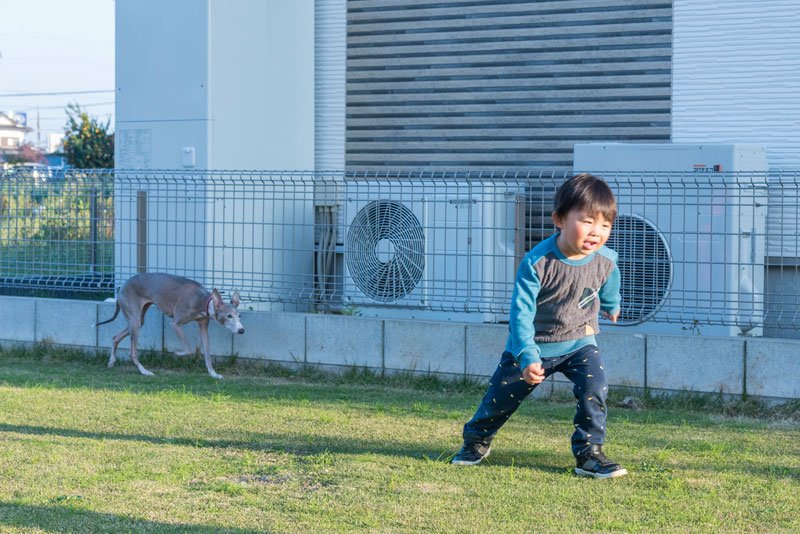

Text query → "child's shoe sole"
[451,448,491,466]
[574,467,628,479]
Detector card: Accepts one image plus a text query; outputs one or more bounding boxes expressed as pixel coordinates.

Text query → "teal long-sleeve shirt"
[505,234,621,369]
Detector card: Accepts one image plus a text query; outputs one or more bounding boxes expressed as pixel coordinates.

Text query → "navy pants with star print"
[462,345,608,456]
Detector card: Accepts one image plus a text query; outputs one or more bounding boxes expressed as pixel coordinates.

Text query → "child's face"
[552,209,613,260]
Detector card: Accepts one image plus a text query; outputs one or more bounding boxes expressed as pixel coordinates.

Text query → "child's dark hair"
[553,173,617,222]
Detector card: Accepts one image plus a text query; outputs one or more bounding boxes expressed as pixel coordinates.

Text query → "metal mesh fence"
[0,169,115,297]
[1,168,798,334]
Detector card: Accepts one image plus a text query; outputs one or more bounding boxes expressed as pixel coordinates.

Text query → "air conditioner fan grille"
[606,214,671,323]
[346,200,425,302]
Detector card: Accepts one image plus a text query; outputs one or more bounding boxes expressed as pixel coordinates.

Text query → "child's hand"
[602,309,620,323]
[522,363,545,385]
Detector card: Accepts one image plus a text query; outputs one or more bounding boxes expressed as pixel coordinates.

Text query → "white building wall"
[116,0,315,170]
[115,1,316,308]
[205,1,315,310]
[115,0,210,169]
[115,0,211,283]
[208,0,314,169]
[672,1,800,338]
[672,0,800,169]
[0,130,25,149]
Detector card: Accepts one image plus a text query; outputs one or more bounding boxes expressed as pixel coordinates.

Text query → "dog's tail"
[95,301,120,327]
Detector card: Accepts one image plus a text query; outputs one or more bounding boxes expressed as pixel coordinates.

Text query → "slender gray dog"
[96,273,244,378]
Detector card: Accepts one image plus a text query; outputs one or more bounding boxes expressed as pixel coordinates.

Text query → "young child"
[452,173,627,478]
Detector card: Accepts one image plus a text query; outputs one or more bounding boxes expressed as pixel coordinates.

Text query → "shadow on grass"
[5,419,795,479]
[0,501,262,533]
[0,368,483,421]
[3,345,798,480]
[0,345,487,402]
[0,421,569,472]
[482,451,568,474]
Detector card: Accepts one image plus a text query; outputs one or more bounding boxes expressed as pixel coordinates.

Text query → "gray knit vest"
[532,253,617,343]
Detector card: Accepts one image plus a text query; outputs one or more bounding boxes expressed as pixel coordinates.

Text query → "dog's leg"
[198,318,222,379]
[171,321,193,356]
[109,327,130,368]
[129,325,154,376]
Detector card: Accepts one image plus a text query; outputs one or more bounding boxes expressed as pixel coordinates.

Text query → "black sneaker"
[451,442,491,466]
[574,444,628,479]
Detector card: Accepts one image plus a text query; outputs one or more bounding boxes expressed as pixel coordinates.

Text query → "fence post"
[89,187,98,273]
[136,190,147,273]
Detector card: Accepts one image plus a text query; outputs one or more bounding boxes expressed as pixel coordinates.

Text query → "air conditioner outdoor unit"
[574,143,768,336]
[341,181,518,322]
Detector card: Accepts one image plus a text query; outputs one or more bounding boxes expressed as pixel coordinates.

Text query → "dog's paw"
[210,372,223,380]
[139,369,155,377]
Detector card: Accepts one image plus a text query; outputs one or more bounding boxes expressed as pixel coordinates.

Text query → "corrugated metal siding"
[316,0,347,170]
[672,0,800,258]
[346,0,672,171]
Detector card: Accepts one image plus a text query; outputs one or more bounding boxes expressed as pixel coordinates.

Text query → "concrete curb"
[1,296,796,401]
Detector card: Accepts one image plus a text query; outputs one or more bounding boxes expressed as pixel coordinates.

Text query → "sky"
[0,0,115,149]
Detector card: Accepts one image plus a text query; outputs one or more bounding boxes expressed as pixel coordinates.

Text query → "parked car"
[5,163,53,182]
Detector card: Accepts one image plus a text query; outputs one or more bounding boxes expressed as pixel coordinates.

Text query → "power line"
[0,89,115,98]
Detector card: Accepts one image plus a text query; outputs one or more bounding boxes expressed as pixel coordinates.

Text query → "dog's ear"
[211,288,224,309]
[231,290,240,308]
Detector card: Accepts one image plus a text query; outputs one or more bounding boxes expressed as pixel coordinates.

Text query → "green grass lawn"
[0,242,114,277]
[0,243,114,300]
[0,346,798,533]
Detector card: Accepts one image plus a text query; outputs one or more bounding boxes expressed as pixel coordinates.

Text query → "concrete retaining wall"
[1,296,798,401]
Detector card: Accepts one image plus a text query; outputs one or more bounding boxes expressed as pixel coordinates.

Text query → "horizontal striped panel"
[348,140,577,149]
[347,126,671,139]
[348,87,672,104]
[348,100,671,114]
[348,0,666,13]
[346,0,672,171]
[347,155,574,165]
[348,34,672,58]
[348,114,669,127]
[348,43,672,65]
[348,22,672,46]
[349,131,672,158]
[348,60,671,78]
[348,75,670,93]
[347,74,670,94]
[348,9,672,35]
